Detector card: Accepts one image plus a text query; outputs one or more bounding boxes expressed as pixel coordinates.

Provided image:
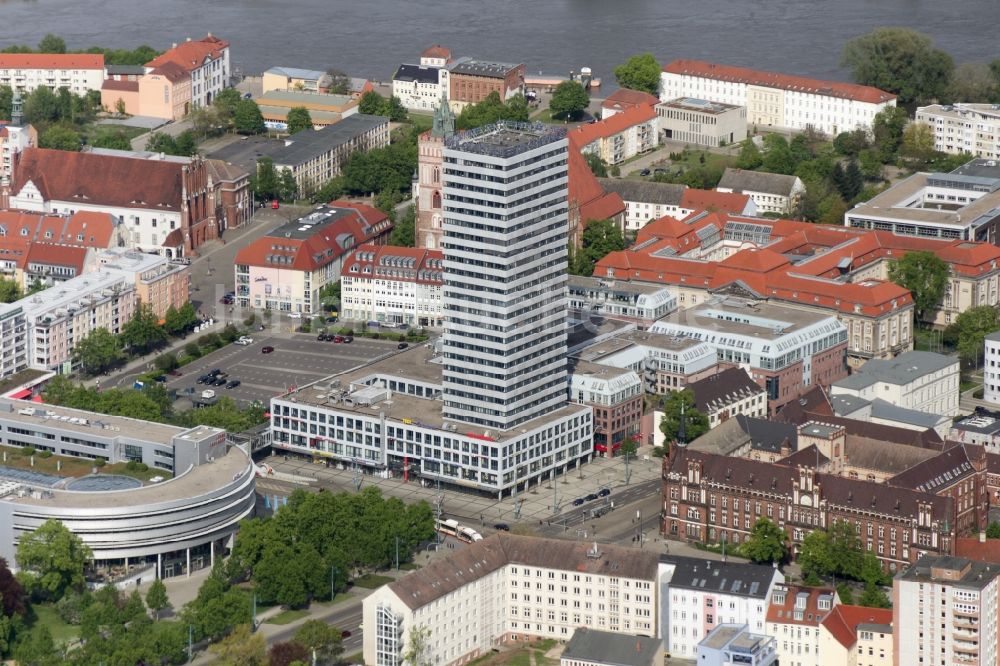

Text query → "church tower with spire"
[415,93,455,250]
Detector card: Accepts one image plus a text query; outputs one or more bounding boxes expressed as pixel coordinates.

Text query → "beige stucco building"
[830,350,960,417]
[817,605,893,666]
[96,249,190,319]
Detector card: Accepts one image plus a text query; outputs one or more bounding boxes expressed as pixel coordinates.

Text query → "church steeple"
[431,92,455,138]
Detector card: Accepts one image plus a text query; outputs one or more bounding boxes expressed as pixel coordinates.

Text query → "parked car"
[317,333,329,341]
[572,498,585,506]
[153,375,167,383]
[343,336,353,343]
[333,335,344,343]
[208,369,223,377]
[494,523,510,531]
[196,375,211,384]
[598,488,611,498]
[585,493,598,502]
[340,630,352,639]
[226,380,241,389]
[234,336,253,346]
[640,168,651,176]
[212,376,228,387]
[168,369,182,377]
[397,342,409,350]
[219,295,233,305]
[271,200,279,209]
[261,346,274,353]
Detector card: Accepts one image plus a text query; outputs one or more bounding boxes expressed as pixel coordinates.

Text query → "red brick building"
[568,358,643,456]
[449,60,525,106]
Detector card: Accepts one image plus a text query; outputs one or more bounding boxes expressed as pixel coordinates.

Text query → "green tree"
[16,519,92,600]
[858,582,891,608]
[174,130,198,156]
[831,162,848,199]
[279,168,299,202]
[761,134,795,174]
[0,277,22,303]
[91,128,131,150]
[294,619,343,664]
[987,521,1000,538]
[845,160,864,200]
[210,623,267,666]
[828,521,864,579]
[402,625,432,666]
[833,129,870,157]
[234,98,265,134]
[0,85,12,120]
[572,218,625,276]
[358,90,385,115]
[145,578,170,620]
[23,86,60,125]
[286,106,313,136]
[39,124,81,151]
[214,87,242,123]
[945,305,999,364]
[872,106,909,163]
[12,625,61,666]
[659,389,709,447]
[72,327,124,375]
[253,541,326,607]
[385,95,409,122]
[549,80,590,120]
[836,582,855,605]
[181,566,252,642]
[946,62,999,103]
[120,304,167,354]
[455,91,530,130]
[887,250,949,322]
[254,157,281,201]
[900,122,937,168]
[269,641,310,666]
[858,148,884,181]
[842,27,954,107]
[37,34,67,54]
[612,53,661,95]
[620,436,638,461]
[798,529,834,584]
[740,518,788,564]
[389,204,416,247]
[145,132,177,154]
[735,139,763,169]
[584,152,608,177]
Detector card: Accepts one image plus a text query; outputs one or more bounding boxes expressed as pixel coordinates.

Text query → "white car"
[234,337,254,346]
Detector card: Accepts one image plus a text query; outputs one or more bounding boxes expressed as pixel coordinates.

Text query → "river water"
[0,0,997,89]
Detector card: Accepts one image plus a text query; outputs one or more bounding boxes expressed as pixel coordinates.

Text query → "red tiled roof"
[0,237,29,268]
[341,244,444,285]
[0,210,115,248]
[420,45,451,60]
[149,61,189,84]
[23,243,89,271]
[820,605,893,649]
[955,537,1000,562]
[566,146,626,226]
[12,148,186,212]
[680,189,751,215]
[568,104,657,148]
[146,35,229,73]
[601,88,659,110]
[235,203,390,272]
[579,192,626,225]
[765,584,836,627]
[0,53,104,70]
[719,247,790,273]
[101,79,139,93]
[663,59,896,105]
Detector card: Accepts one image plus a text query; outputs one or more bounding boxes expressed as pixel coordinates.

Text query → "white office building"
[340,245,445,328]
[984,331,1000,406]
[830,350,959,417]
[915,104,1000,160]
[0,304,28,380]
[441,121,571,430]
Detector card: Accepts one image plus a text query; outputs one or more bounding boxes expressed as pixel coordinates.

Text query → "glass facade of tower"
[441,122,570,431]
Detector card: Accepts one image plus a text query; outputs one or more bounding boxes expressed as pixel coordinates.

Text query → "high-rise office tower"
[440,121,570,431]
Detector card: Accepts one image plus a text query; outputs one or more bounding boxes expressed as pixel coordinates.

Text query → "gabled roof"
[234,202,390,272]
[888,443,978,493]
[146,34,229,73]
[718,168,801,197]
[269,114,388,168]
[659,554,779,598]
[601,88,659,111]
[567,144,626,225]
[820,605,893,649]
[765,584,836,627]
[12,148,186,212]
[101,79,139,93]
[687,367,764,413]
[719,247,790,273]
[341,243,444,285]
[420,44,452,60]
[0,210,115,248]
[597,178,685,206]
[23,243,90,272]
[388,533,658,610]
[265,66,326,81]
[393,63,439,84]
[662,59,896,105]
[569,104,658,148]
[147,61,189,84]
[0,53,104,70]
[680,189,752,215]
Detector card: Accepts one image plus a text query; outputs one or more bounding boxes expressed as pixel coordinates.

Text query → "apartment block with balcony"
[893,555,1000,666]
[0,54,105,95]
[915,104,1000,160]
[569,105,659,166]
[0,304,28,379]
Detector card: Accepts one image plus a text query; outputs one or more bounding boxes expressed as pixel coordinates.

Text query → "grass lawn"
[961,377,980,393]
[0,368,47,395]
[352,573,393,589]
[343,652,363,665]
[0,445,98,478]
[409,113,433,134]
[265,609,310,625]
[467,646,558,666]
[103,462,172,482]
[399,562,421,571]
[315,592,352,607]
[80,123,149,146]
[31,603,79,644]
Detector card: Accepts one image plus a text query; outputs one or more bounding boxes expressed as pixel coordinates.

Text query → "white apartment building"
[0,53,105,95]
[569,105,659,166]
[340,245,444,327]
[0,123,34,180]
[764,584,837,666]
[392,46,452,112]
[830,350,959,417]
[687,367,767,429]
[362,534,658,666]
[983,331,1000,406]
[660,60,896,137]
[894,555,1000,666]
[145,35,230,109]
[657,556,784,660]
[0,304,28,380]
[18,269,136,373]
[567,275,677,328]
[441,121,572,431]
[915,104,1000,160]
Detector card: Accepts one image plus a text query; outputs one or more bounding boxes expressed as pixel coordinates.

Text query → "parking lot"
[166,333,402,406]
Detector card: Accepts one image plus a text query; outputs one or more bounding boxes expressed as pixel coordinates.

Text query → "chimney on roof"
[172,43,177,49]
[207,32,212,37]
[186,37,192,42]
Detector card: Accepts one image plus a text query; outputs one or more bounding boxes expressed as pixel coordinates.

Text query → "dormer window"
[20,228,27,236]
